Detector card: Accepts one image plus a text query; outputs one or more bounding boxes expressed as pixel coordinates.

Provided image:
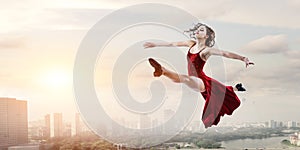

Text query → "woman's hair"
[184,23,215,47]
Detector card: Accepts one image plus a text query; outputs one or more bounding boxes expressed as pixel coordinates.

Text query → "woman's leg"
[164,67,206,92]
[148,58,206,92]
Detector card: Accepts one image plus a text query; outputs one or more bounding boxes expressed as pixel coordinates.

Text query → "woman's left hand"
[243,57,254,68]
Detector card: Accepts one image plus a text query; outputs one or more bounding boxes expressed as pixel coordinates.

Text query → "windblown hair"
[184,23,215,47]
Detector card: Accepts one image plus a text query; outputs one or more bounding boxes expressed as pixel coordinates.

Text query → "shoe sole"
[148,58,162,77]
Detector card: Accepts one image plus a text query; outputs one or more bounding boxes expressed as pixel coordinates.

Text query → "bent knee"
[173,79,181,83]
[180,75,191,83]
[189,76,205,92]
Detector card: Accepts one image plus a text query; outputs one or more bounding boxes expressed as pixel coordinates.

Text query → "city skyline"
[27,110,300,134]
[2,97,300,149]
[27,112,91,138]
[1,0,300,128]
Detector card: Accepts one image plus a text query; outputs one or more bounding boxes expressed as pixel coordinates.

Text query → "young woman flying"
[143,23,254,128]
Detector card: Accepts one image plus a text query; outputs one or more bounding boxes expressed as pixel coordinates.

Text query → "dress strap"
[188,43,206,55]
[188,42,196,50]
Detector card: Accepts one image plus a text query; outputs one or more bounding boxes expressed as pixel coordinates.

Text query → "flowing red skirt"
[200,76,241,128]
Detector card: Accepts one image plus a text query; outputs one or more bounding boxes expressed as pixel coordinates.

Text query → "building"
[139,114,151,129]
[28,120,44,141]
[75,113,81,135]
[151,118,161,134]
[0,97,28,147]
[53,113,63,137]
[288,121,297,128]
[163,109,175,134]
[278,121,284,128]
[44,114,50,139]
[28,115,51,140]
[268,120,277,128]
[75,113,92,135]
[63,123,72,137]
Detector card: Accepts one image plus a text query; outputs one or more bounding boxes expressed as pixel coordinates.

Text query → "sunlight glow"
[40,70,72,89]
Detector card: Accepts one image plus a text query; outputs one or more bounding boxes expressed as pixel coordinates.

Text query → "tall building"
[288,121,297,128]
[0,98,28,146]
[28,120,44,141]
[139,114,151,129]
[75,113,81,135]
[163,109,175,134]
[53,113,63,137]
[151,118,162,135]
[269,120,277,128]
[63,123,72,137]
[44,114,50,139]
[75,113,91,135]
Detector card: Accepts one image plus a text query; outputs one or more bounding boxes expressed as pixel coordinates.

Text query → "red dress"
[187,46,241,128]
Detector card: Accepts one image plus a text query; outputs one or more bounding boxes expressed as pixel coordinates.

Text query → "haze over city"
[1,0,300,127]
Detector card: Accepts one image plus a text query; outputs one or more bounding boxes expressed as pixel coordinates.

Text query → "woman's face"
[195,25,208,39]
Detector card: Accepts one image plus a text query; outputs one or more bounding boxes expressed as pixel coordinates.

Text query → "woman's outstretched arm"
[206,48,254,68]
[143,40,195,49]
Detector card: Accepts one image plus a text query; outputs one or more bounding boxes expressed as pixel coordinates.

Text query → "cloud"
[0,0,115,33]
[284,50,300,59]
[25,1,233,31]
[43,0,124,9]
[2,0,300,33]
[40,0,300,30]
[0,0,44,33]
[27,8,113,30]
[287,0,300,9]
[224,64,245,82]
[160,0,234,19]
[0,36,26,49]
[238,35,300,96]
[216,0,300,29]
[235,58,300,96]
[0,0,37,7]
[282,49,300,70]
[241,35,289,54]
[222,42,299,96]
[0,0,295,34]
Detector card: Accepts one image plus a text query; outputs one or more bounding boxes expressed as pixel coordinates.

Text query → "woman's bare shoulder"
[188,40,196,44]
[200,47,215,61]
[187,40,196,47]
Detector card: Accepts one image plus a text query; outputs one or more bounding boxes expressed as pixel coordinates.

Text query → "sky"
[1,0,300,128]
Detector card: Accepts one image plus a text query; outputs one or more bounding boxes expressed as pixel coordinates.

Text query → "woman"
[143,23,254,128]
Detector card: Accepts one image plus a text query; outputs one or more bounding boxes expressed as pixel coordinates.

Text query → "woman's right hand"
[143,42,156,48]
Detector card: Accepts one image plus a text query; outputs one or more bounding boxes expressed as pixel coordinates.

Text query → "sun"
[40,69,72,89]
